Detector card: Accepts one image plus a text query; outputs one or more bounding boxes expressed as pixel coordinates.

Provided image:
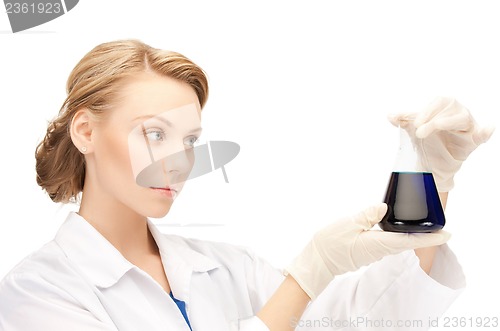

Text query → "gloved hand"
[388,97,495,192]
[284,203,450,300]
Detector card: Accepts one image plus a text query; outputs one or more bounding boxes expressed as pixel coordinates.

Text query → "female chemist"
[0,40,493,331]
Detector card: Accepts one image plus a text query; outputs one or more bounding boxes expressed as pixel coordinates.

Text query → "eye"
[143,128,165,142]
[184,136,199,148]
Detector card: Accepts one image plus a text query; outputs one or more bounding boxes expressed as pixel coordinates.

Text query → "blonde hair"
[35,39,209,203]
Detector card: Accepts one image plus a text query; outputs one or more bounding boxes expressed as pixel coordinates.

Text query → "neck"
[78,181,158,260]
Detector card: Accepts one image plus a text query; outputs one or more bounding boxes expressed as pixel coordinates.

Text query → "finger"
[387,113,416,128]
[352,203,388,231]
[415,112,472,138]
[472,125,495,145]
[405,230,451,249]
[366,230,451,253]
[413,97,454,128]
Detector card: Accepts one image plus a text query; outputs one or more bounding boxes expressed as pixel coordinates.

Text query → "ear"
[70,108,94,154]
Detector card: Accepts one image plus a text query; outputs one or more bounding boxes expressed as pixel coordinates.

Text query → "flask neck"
[393,127,429,173]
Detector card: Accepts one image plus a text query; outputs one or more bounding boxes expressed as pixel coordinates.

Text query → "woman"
[0,40,493,331]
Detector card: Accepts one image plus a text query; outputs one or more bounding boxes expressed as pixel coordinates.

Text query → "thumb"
[352,203,388,231]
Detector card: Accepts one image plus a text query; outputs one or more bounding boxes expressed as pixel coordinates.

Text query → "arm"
[257,275,310,331]
[414,192,448,274]
[250,229,464,331]
[296,245,465,331]
[251,204,449,331]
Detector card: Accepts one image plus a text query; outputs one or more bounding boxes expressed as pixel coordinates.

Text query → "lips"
[150,187,178,198]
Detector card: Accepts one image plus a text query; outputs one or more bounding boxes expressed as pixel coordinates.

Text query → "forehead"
[113,72,201,119]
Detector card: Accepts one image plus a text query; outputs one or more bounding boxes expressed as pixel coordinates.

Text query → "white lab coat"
[0,212,465,331]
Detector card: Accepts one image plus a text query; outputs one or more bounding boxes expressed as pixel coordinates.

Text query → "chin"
[132,187,177,218]
[143,203,173,219]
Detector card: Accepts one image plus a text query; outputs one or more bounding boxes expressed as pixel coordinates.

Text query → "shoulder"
[1,241,68,281]
[0,240,92,308]
[0,240,111,328]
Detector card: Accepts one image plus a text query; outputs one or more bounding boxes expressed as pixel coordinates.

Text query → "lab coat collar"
[147,219,222,273]
[54,212,222,294]
[147,218,222,304]
[54,212,135,288]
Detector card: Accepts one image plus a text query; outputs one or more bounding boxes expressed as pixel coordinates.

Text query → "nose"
[160,143,195,184]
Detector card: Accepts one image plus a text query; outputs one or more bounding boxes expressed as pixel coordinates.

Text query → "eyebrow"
[134,115,203,133]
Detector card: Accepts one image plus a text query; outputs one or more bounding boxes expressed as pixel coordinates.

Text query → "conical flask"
[379,126,445,233]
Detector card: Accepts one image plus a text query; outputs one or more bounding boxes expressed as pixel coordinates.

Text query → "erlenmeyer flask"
[380,126,445,233]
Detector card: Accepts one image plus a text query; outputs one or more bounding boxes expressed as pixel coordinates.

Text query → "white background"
[1,1,499,329]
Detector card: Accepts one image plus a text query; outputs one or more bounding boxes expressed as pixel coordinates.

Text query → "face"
[89,73,202,218]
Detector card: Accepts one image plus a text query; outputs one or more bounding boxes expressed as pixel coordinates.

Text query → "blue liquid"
[380,172,445,233]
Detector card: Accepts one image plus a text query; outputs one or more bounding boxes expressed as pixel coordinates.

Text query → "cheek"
[128,133,154,182]
[96,130,135,183]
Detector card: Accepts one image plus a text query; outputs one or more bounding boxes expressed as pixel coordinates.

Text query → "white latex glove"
[284,203,450,300]
[388,97,495,192]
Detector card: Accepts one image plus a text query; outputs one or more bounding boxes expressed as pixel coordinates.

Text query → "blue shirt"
[170,292,192,330]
